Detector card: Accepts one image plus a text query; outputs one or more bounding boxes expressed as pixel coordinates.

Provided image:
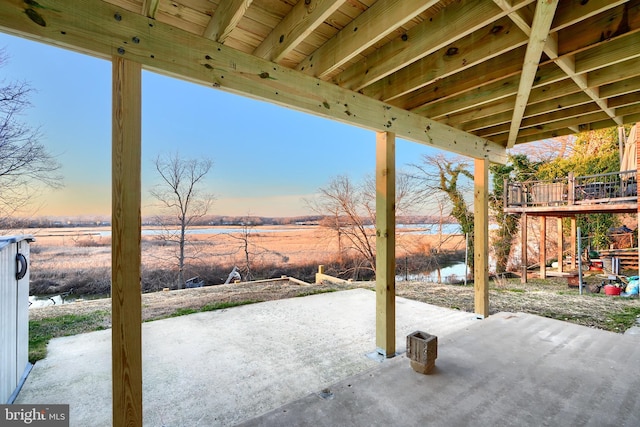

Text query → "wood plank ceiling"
[1,0,639,161]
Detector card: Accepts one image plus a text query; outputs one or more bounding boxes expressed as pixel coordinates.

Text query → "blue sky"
[0,33,444,218]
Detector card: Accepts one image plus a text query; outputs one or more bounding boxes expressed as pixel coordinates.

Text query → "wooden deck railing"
[505,170,637,208]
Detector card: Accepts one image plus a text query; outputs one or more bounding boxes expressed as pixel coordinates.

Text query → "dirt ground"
[28,273,640,333]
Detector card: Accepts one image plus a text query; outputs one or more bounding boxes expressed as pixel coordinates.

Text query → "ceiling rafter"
[412,61,567,119]
[0,0,506,163]
[446,60,640,130]
[464,96,596,133]
[2,0,640,150]
[418,28,640,135]
[499,111,611,144]
[398,46,528,112]
[403,0,637,117]
[296,0,439,79]
[203,0,253,43]
[141,0,159,18]
[334,0,535,92]
[253,0,345,63]
[363,16,529,102]
[495,0,623,147]
[550,0,631,32]
[477,103,602,138]
[506,0,559,148]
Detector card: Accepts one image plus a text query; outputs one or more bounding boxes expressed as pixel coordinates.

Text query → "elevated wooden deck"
[504,170,637,217]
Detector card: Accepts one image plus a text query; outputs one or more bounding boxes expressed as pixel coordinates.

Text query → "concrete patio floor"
[16,288,640,426]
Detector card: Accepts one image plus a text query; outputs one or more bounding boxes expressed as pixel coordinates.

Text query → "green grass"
[29,311,110,363]
[153,300,264,321]
[607,306,640,331]
[295,288,338,297]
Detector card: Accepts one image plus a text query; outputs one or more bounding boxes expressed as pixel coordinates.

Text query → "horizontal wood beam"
[398,46,528,112]
[296,0,439,79]
[0,0,506,162]
[253,0,344,63]
[505,202,638,215]
[506,0,559,148]
[141,0,159,19]
[203,0,253,43]
[364,16,529,102]
[335,0,534,91]
[551,0,630,32]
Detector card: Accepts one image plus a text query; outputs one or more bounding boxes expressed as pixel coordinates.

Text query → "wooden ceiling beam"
[556,1,640,55]
[551,0,631,32]
[296,0,439,79]
[508,112,640,144]
[414,62,567,119]
[472,102,599,139]
[431,52,640,127]
[392,0,631,115]
[600,75,640,99]
[396,46,527,112]
[363,16,529,102]
[452,69,640,135]
[615,103,640,117]
[459,92,594,131]
[575,31,640,74]
[0,0,506,163]
[506,0,559,148]
[444,81,591,127]
[253,0,344,63]
[499,1,623,135]
[141,0,159,18]
[609,92,640,109]
[497,111,612,144]
[335,0,534,91]
[589,56,640,87]
[203,0,253,43]
[475,103,602,138]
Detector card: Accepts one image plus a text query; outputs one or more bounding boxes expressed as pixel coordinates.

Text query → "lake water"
[92,223,462,237]
[397,262,468,284]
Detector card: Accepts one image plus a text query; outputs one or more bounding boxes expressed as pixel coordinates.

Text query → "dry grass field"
[27,225,466,295]
[23,226,640,363]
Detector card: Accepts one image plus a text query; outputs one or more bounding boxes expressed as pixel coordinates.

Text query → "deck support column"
[557,218,563,273]
[636,123,640,279]
[540,217,547,279]
[474,158,489,318]
[521,213,528,284]
[570,217,577,270]
[375,131,396,357]
[112,56,142,427]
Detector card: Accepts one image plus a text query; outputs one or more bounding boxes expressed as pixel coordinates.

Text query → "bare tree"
[308,175,374,277]
[0,50,62,227]
[227,215,259,281]
[150,152,214,288]
[307,173,413,279]
[408,154,475,269]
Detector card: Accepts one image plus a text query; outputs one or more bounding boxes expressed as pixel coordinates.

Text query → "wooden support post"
[540,216,547,279]
[474,158,489,318]
[375,131,396,357]
[521,213,528,284]
[557,218,564,273]
[636,123,640,279]
[570,217,577,270]
[568,172,575,205]
[315,265,324,284]
[112,56,142,427]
